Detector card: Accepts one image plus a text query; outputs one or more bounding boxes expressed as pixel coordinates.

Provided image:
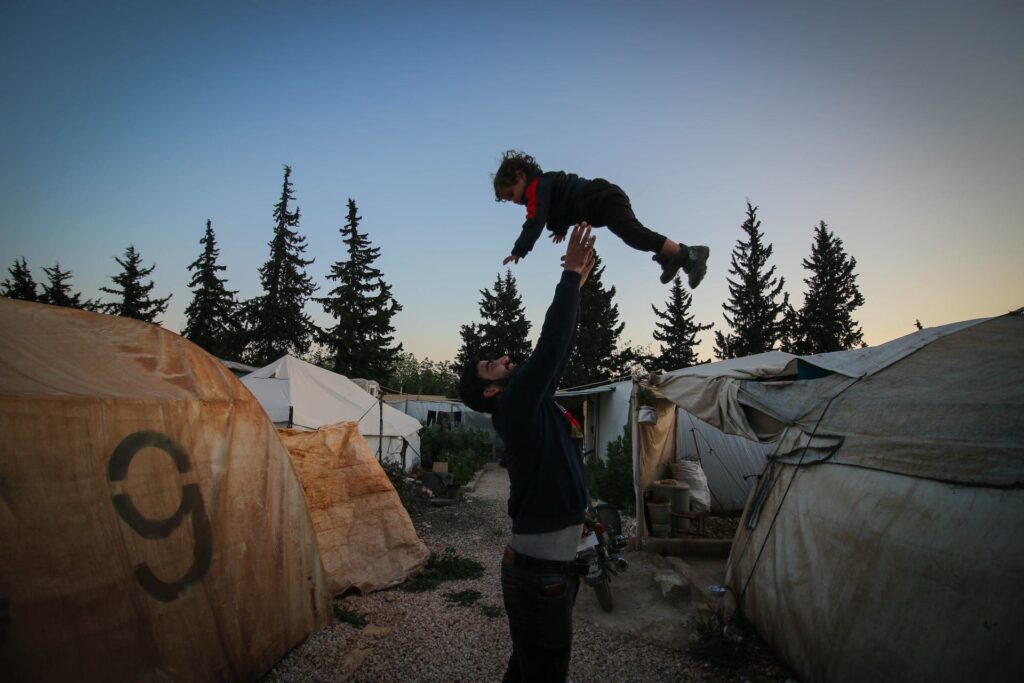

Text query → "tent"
[0,299,331,682]
[277,422,429,595]
[653,311,1024,682]
[556,377,772,513]
[387,396,497,437]
[241,355,422,468]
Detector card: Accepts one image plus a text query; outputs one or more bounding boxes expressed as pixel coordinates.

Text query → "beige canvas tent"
[278,422,429,595]
[653,312,1024,682]
[0,299,331,681]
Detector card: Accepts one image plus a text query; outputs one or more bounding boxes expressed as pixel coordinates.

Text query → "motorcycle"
[576,500,629,612]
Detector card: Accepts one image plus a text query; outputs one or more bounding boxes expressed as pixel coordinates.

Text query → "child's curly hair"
[493,150,541,200]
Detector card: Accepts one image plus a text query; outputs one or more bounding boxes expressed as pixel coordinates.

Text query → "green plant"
[443,589,482,607]
[480,604,504,619]
[586,425,635,511]
[420,424,491,475]
[401,547,485,592]
[381,461,426,515]
[333,603,368,629]
[636,384,658,406]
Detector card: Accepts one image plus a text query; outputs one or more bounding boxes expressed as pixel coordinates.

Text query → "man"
[459,223,597,683]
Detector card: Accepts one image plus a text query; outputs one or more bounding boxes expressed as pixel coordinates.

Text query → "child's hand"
[502,254,520,265]
[550,233,566,244]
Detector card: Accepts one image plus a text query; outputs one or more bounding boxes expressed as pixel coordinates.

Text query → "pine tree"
[454,322,484,371]
[563,253,627,387]
[477,270,533,362]
[316,199,403,379]
[2,257,39,301]
[182,219,242,359]
[244,165,318,366]
[791,221,865,354]
[647,276,714,372]
[99,245,172,323]
[454,271,532,368]
[714,202,790,359]
[39,262,94,309]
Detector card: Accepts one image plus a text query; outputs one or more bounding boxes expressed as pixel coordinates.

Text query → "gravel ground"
[261,476,794,683]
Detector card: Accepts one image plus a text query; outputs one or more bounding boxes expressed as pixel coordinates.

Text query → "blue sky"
[2,1,1021,364]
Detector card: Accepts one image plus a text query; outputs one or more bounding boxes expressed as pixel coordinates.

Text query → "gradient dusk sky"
[2,1,1021,365]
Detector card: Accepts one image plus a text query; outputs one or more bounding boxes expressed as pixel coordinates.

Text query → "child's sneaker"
[654,245,709,287]
[683,245,709,289]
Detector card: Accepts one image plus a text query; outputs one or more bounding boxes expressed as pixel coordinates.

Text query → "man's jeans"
[500,561,580,683]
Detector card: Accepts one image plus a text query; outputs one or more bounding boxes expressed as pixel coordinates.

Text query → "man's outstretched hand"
[562,223,597,288]
[502,254,521,266]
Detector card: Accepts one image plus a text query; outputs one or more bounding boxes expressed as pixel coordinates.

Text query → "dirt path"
[470,462,724,651]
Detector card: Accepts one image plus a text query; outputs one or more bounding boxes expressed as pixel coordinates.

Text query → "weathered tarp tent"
[0,299,331,682]
[241,354,422,468]
[653,312,1024,682]
[278,422,430,594]
[556,377,772,512]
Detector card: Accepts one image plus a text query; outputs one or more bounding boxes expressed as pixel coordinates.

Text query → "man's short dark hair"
[459,359,498,414]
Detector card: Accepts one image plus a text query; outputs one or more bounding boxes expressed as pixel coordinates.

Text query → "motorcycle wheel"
[594,578,614,613]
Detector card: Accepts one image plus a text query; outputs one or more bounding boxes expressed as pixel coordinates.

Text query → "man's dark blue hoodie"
[491,270,588,534]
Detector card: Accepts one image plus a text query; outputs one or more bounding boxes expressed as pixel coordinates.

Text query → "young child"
[492,150,709,287]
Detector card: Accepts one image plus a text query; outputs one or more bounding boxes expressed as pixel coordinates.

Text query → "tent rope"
[734,376,863,609]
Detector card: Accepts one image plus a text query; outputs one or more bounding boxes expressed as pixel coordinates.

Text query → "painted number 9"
[108,430,213,602]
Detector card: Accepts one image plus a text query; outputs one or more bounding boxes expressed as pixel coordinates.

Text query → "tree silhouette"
[563,252,628,388]
[790,221,865,354]
[648,276,713,372]
[455,270,532,368]
[100,245,172,323]
[244,165,318,366]
[182,219,242,359]
[2,257,39,301]
[39,262,94,310]
[317,198,403,380]
[714,202,790,359]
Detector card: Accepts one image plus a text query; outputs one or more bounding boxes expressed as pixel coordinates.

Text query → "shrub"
[586,425,635,511]
[420,424,491,484]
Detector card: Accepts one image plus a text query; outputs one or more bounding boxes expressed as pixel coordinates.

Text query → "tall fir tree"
[455,271,532,368]
[2,257,38,301]
[316,198,403,379]
[454,322,484,371]
[714,202,790,359]
[563,253,628,387]
[478,270,533,362]
[182,219,242,359]
[790,221,865,354]
[99,245,172,323]
[39,262,93,309]
[647,276,714,372]
[244,165,318,366]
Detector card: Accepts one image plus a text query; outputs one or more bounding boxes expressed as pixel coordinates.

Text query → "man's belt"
[503,546,581,575]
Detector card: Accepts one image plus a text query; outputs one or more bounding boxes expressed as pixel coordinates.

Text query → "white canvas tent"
[241,355,422,468]
[653,311,1024,682]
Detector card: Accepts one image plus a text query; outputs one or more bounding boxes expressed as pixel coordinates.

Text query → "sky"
[2,0,1021,366]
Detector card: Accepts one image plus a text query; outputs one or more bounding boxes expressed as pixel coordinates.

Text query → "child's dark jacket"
[491,270,588,534]
[511,171,593,259]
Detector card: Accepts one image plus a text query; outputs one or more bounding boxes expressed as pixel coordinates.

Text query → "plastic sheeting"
[278,423,430,595]
[0,299,331,682]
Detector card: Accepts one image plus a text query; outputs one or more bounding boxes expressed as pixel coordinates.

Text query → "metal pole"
[378,394,384,462]
[630,379,643,548]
